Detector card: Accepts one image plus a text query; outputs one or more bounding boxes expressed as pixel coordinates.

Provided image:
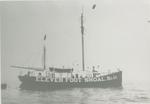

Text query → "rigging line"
[24,49,42,67]
[19,37,44,67]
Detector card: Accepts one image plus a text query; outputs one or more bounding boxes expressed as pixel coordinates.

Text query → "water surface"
[2,82,150,104]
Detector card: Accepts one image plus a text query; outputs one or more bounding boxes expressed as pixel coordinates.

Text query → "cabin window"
[42,77,46,81]
[38,72,42,76]
[38,77,41,81]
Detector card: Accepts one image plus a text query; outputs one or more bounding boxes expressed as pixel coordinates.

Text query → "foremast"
[81,8,85,71]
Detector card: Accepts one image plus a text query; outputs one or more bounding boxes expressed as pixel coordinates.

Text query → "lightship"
[12,6,122,90]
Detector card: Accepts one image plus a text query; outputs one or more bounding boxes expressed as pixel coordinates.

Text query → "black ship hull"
[19,71,122,90]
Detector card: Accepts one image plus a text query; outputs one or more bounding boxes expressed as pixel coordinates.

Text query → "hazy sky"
[1,0,150,84]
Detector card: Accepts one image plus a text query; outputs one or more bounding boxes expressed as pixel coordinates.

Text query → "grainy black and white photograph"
[1,0,150,104]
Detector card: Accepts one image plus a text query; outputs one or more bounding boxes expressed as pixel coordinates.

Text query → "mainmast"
[43,34,46,70]
[81,8,85,71]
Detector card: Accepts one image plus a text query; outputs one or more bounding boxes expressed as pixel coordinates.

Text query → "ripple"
[2,83,150,104]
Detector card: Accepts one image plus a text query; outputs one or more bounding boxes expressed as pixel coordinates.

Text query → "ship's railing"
[19,69,120,83]
[19,70,41,77]
[19,71,26,76]
[34,70,119,82]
